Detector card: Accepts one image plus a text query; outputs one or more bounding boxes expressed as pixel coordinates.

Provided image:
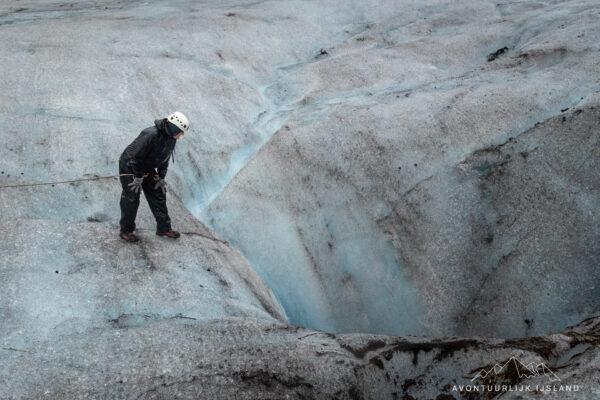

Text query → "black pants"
[119,164,171,234]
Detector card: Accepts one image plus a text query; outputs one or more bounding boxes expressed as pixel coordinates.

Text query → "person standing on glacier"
[118,112,190,243]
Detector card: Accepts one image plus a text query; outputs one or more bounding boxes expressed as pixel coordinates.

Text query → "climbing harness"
[0,173,151,189]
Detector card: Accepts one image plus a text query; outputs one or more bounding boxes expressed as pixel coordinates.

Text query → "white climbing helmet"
[167,111,190,132]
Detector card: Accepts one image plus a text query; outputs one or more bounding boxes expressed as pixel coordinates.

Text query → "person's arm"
[157,158,169,179]
[127,133,154,178]
[157,142,176,179]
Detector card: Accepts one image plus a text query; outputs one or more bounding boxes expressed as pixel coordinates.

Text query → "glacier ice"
[1,0,600,397]
[200,0,600,337]
[1,0,597,339]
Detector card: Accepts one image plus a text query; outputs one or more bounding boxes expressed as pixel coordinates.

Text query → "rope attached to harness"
[0,173,151,189]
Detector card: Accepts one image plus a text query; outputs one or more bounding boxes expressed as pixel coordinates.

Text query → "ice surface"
[2,0,598,339]
[0,217,285,348]
[200,0,600,336]
[1,0,600,397]
[1,314,599,399]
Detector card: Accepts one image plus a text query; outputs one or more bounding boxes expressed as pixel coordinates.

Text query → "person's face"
[174,131,184,140]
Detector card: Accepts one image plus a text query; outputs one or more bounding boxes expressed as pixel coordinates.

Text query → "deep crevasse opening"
[173,0,600,338]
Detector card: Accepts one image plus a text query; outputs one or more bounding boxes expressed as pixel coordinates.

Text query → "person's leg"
[119,173,141,234]
[142,175,172,234]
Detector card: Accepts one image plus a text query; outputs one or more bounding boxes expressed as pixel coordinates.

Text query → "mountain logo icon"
[471,356,560,382]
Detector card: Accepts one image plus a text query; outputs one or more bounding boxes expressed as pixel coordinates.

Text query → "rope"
[0,173,230,244]
[134,228,229,245]
[0,173,149,189]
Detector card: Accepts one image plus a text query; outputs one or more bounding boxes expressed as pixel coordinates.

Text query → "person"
[118,112,190,242]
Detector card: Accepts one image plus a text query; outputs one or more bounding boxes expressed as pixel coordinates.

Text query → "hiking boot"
[156,229,180,239]
[120,231,139,243]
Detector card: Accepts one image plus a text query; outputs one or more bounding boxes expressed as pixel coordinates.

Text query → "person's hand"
[128,177,144,193]
[154,176,167,195]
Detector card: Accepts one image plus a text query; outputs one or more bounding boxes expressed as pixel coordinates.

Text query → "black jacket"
[120,119,176,179]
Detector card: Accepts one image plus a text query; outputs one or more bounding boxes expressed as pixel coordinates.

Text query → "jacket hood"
[154,118,177,163]
[154,119,172,139]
